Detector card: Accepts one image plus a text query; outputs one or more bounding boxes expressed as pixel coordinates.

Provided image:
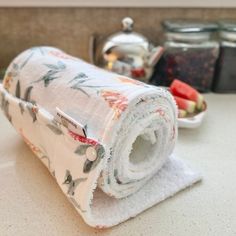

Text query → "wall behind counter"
[1,8,236,69]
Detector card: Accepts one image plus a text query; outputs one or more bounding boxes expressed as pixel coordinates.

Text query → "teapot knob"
[122,17,134,32]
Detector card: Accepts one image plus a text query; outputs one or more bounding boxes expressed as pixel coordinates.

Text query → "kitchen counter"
[0,94,236,236]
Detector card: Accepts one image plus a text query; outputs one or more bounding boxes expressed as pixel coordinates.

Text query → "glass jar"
[213,21,236,93]
[150,20,219,92]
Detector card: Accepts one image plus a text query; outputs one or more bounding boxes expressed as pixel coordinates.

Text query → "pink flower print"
[48,50,77,60]
[117,76,144,86]
[101,90,128,119]
[3,74,13,91]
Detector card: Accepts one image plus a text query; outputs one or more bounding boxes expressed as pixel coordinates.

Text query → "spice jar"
[213,21,236,93]
[150,20,219,92]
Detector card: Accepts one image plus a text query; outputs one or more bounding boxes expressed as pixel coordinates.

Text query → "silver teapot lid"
[102,17,150,54]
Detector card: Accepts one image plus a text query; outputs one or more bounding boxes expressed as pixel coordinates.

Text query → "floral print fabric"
[0,47,196,228]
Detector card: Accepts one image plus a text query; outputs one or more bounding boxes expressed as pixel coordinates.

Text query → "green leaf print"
[36,70,58,87]
[3,100,12,122]
[44,64,60,70]
[70,86,90,97]
[97,145,105,159]
[69,73,110,97]
[114,168,122,184]
[83,124,88,137]
[74,144,91,155]
[45,61,66,70]
[83,160,93,173]
[33,61,66,87]
[62,170,87,196]
[23,86,33,102]
[12,63,18,70]
[0,92,5,109]
[20,47,46,69]
[20,51,34,69]
[68,73,88,83]
[46,124,63,135]
[15,80,21,98]
[18,102,25,114]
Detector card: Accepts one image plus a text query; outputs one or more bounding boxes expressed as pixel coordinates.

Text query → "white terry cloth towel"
[0,47,201,228]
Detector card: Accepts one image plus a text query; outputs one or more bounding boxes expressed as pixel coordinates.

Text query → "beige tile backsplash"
[0,8,236,69]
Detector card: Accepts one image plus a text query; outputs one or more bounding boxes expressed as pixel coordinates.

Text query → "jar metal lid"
[166,32,211,42]
[218,21,236,32]
[163,20,218,33]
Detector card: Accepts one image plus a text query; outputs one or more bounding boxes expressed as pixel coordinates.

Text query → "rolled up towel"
[0,47,201,228]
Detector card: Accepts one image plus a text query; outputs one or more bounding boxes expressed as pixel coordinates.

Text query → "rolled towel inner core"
[129,131,159,166]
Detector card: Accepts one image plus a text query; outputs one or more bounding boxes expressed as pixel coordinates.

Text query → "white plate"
[178,101,207,129]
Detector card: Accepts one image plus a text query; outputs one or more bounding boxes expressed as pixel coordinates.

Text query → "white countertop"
[0,94,236,236]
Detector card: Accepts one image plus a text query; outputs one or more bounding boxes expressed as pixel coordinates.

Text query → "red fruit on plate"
[178,109,187,118]
[170,79,204,110]
[174,96,196,113]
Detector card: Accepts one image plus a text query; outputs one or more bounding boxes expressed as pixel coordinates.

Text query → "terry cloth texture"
[0,47,201,228]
